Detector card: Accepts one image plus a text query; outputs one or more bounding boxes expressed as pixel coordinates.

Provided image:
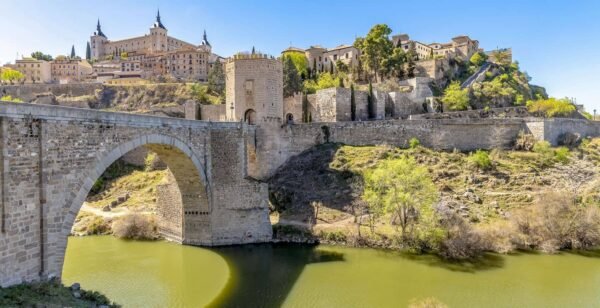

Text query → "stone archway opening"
[286,113,294,124]
[244,109,257,125]
[52,135,212,279]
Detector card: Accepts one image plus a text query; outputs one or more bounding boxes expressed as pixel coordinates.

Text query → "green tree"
[86,42,91,60]
[382,47,406,80]
[30,51,53,61]
[490,49,511,66]
[363,157,438,238]
[469,52,487,67]
[354,24,394,82]
[283,56,302,97]
[302,92,309,122]
[70,45,76,58]
[367,81,375,118]
[329,61,334,74]
[441,81,470,111]
[208,62,225,96]
[406,42,417,78]
[283,52,309,78]
[0,68,24,85]
[336,60,349,74]
[350,84,356,121]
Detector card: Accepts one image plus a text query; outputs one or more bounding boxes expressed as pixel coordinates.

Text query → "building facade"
[392,34,480,61]
[89,11,213,82]
[50,57,93,83]
[14,58,51,84]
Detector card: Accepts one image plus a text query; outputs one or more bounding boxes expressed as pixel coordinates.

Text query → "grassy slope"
[72,163,167,236]
[269,139,600,238]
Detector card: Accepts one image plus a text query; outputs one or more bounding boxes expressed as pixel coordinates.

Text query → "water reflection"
[208,243,345,308]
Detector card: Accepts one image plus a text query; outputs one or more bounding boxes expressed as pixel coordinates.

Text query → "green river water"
[62,236,600,308]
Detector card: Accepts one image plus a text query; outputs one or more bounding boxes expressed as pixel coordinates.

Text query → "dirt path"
[79,203,153,218]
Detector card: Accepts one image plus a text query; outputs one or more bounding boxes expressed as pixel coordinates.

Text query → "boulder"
[559,132,581,147]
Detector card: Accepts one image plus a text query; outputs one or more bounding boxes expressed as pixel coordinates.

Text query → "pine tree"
[70,45,76,58]
[350,84,356,121]
[86,42,91,60]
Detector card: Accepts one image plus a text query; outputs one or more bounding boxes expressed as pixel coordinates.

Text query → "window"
[333,55,338,60]
[345,53,348,59]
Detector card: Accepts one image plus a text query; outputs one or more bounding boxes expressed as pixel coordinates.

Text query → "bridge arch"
[48,133,211,279]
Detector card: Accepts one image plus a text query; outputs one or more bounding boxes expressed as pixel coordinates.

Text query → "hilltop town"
[0,13,591,123]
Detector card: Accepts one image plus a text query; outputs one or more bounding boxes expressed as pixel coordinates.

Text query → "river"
[62,236,600,307]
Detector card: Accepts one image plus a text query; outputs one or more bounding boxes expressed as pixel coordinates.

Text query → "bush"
[533,140,554,166]
[526,97,576,118]
[409,137,421,149]
[112,213,158,240]
[514,131,536,151]
[437,212,485,260]
[441,81,469,111]
[554,147,570,164]
[1,95,23,103]
[510,191,600,252]
[467,150,492,170]
[469,52,487,67]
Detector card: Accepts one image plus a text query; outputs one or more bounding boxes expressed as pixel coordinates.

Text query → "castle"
[90,11,214,82]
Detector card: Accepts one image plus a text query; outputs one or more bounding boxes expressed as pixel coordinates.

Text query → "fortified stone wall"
[0,83,103,102]
[526,118,600,145]
[200,104,227,121]
[283,93,303,123]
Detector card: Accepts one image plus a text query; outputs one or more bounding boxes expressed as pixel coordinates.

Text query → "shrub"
[469,51,487,67]
[510,191,600,252]
[87,216,111,235]
[533,140,554,166]
[441,81,469,111]
[409,137,421,149]
[526,97,576,118]
[437,212,485,260]
[554,147,570,164]
[1,95,23,103]
[467,150,492,170]
[514,131,536,151]
[112,213,158,240]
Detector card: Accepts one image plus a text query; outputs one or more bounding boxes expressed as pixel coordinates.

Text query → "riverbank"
[0,279,119,307]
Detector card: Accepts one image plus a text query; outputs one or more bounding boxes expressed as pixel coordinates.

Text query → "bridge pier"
[0,102,272,287]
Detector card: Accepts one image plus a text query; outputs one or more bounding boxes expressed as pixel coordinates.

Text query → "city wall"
[0,83,103,102]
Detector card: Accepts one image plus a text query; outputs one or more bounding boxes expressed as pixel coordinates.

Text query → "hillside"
[269,137,600,256]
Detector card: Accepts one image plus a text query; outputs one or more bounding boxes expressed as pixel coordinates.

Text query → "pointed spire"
[95,18,106,38]
[153,9,166,30]
[201,29,211,47]
[252,46,256,55]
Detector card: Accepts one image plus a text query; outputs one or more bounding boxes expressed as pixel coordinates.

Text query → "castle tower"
[225,53,283,125]
[90,19,107,60]
[150,10,168,53]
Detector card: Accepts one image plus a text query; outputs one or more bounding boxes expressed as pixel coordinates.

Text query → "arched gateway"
[0,102,272,287]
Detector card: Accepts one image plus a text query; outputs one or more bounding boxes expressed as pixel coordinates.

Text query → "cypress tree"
[350,84,356,121]
[338,77,345,88]
[302,92,309,123]
[330,61,334,74]
[367,81,374,119]
[86,42,91,60]
[70,45,76,58]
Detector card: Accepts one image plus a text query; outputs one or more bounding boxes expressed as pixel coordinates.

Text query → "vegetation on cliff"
[269,137,600,259]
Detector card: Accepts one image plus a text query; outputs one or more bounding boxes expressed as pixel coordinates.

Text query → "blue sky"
[1,0,599,112]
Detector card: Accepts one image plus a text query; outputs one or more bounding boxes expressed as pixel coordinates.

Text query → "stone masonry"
[0,102,271,287]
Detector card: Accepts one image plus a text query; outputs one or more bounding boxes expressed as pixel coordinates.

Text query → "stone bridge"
[0,102,272,287]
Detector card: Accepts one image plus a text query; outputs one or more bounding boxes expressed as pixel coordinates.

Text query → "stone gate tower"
[225,54,283,125]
